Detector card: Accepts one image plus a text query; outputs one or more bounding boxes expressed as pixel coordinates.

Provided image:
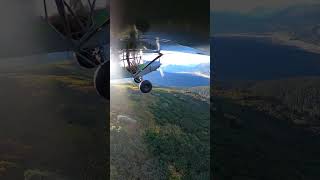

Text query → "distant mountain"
[162,63,210,77]
[144,71,209,87]
[211,12,268,34]
[193,63,210,76]
[111,63,210,87]
[211,4,320,44]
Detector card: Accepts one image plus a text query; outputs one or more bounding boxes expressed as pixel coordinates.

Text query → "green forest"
[212,78,320,179]
[110,84,210,179]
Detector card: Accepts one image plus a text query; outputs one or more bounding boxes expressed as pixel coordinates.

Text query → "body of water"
[212,36,320,81]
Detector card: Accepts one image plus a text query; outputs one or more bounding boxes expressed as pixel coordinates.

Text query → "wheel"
[134,77,142,83]
[139,80,152,93]
[94,61,110,100]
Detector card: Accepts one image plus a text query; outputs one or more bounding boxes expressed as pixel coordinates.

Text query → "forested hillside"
[212,78,320,179]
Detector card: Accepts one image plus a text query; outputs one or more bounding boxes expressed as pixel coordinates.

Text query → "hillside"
[110,84,210,179]
[0,58,108,180]
[212,78,320,179]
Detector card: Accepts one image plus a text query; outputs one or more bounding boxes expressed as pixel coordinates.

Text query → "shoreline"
[213,33,320,54]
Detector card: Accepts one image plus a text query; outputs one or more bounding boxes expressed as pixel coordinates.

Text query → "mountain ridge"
[211,4,320,45]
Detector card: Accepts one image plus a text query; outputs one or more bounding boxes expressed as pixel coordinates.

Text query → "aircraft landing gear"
[139,80,152,93]
[134,77,142,83]
[94,61,110,100]
[75,46,106,69]
[75,52,96,68]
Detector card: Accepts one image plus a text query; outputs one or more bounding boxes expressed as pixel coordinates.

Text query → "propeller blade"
[156,37,160,52]
[159,67,165,77]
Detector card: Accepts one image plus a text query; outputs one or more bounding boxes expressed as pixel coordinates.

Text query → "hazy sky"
[211,0,319,12]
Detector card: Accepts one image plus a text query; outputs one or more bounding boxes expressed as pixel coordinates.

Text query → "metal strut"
[77,18,110,49]
[54,0,72,40]
[141,53,163,71]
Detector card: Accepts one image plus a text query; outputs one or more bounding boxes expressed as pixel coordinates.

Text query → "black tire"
[94,61,110,100]
[139,80,152,93]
